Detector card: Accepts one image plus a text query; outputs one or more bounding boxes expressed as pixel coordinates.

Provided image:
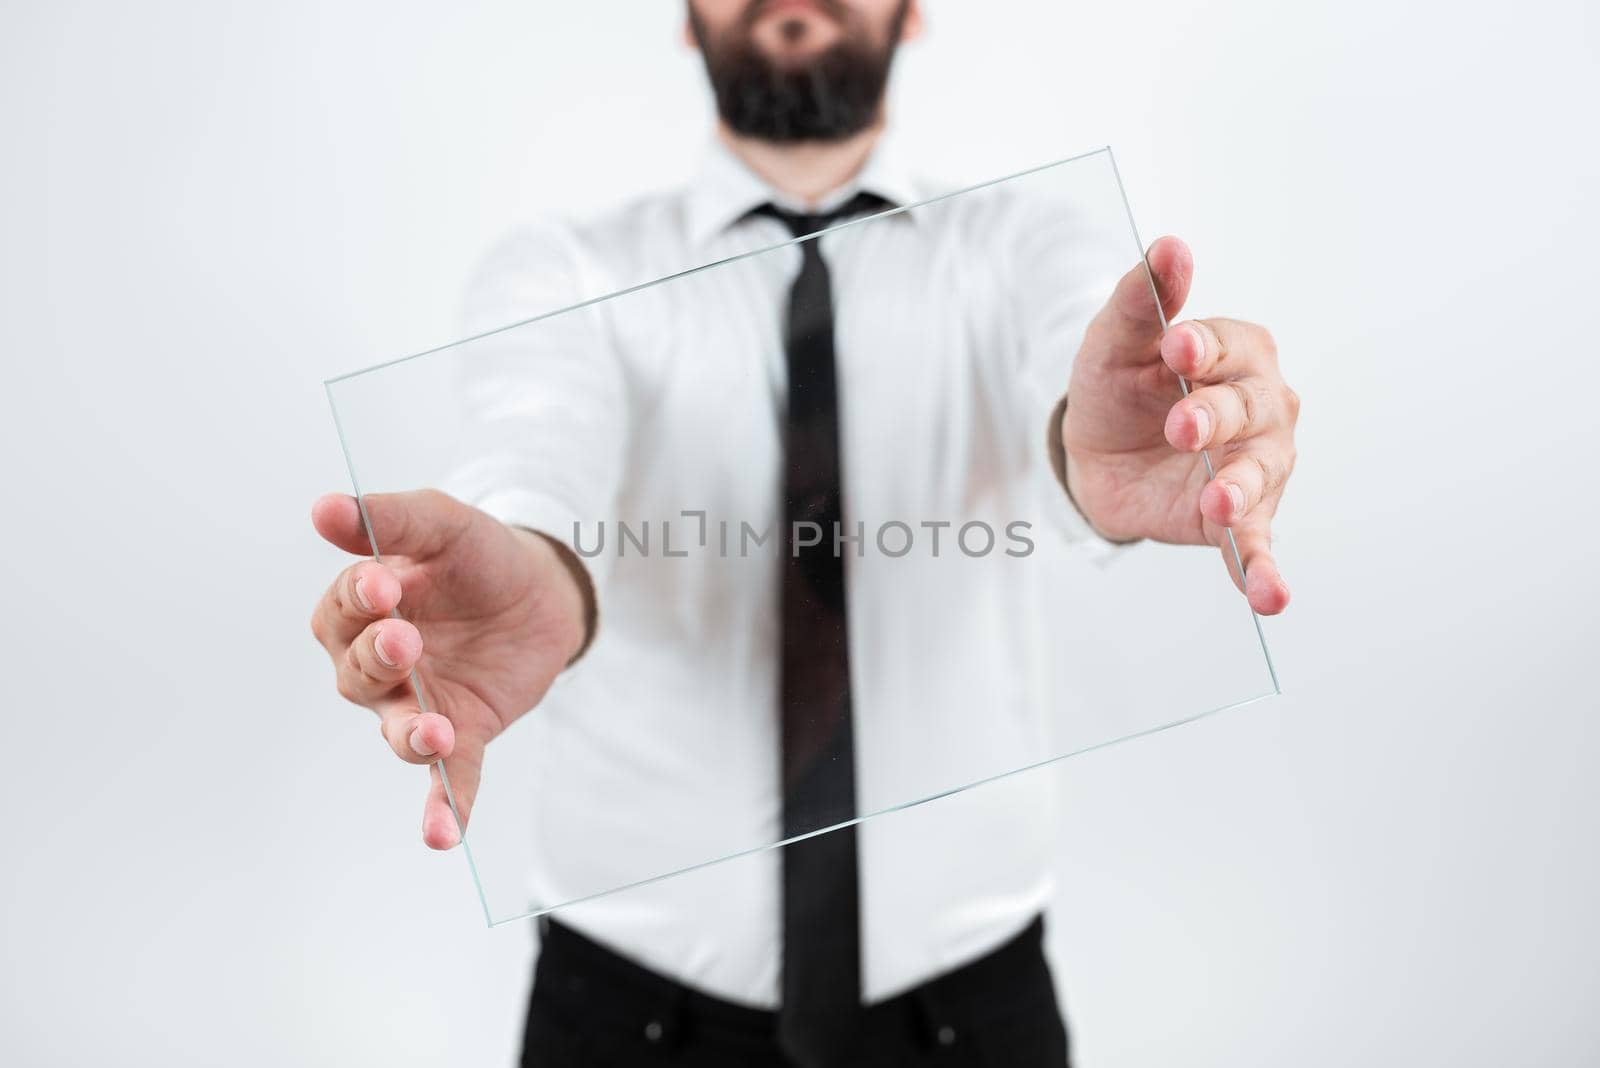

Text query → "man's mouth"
[753,0,840,23]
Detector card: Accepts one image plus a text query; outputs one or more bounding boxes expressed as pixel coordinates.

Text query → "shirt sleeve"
[442,220,629,599]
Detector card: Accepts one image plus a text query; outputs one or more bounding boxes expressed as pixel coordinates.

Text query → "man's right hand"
[310,490,590,849]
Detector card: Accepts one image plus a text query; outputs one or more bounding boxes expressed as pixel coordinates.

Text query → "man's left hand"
[1061,236,1298,615]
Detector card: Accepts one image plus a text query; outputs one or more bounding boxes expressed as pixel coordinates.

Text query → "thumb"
[422,733,486,851]
[1085,236,1194,367]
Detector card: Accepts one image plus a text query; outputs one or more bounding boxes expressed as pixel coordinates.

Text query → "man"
[310,1,1298,1063]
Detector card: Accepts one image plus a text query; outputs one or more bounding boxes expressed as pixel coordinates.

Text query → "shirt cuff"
[1043,392,1143,561]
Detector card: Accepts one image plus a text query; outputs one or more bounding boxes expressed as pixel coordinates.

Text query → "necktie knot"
[751,191,892,239]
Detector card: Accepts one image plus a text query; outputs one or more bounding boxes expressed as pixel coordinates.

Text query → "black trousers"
[521,916,1070,1067]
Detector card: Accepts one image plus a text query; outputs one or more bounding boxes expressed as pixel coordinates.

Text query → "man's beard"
[689,1,909,143]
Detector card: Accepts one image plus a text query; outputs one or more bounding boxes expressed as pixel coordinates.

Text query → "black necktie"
[753,192,888,1065]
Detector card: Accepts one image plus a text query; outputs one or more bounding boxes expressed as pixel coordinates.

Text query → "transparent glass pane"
[325,147,1277,926]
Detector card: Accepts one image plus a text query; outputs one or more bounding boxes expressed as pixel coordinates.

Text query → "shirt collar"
[683,133,922,250]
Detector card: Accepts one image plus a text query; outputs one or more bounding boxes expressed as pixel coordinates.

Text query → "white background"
[3,1,1597,1064]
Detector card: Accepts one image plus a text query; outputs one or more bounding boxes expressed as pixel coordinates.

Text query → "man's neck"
[716,120,885,208]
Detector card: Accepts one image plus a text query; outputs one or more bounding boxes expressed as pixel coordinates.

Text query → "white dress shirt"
[445,137,1124,1006]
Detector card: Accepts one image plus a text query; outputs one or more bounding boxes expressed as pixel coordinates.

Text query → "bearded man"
[310,2,1299,1064]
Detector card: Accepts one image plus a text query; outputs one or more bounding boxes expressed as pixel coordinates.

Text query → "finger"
[1161,319,1276,385]
[1165,378,1285,451]
[337,617,423,706]
[422,736,485,850]
[1221,522,1291,616]
[312,493,376,556]
[313,490,468,560]
[310,560,403,653]
[1090,236,1194,366]
[378,704,457,768]
[1159,319,1224,381]
[1200,445,1293,527]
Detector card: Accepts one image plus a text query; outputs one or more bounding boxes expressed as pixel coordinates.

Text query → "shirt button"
[643,1020,664,1043]
[937,1024,957,1047]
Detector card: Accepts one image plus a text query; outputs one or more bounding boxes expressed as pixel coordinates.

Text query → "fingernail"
[1226,482,1246,516]
[1192,408,1211,446]
[409,726,437,758]
[373,627,396,667]
[354,576,373,612]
